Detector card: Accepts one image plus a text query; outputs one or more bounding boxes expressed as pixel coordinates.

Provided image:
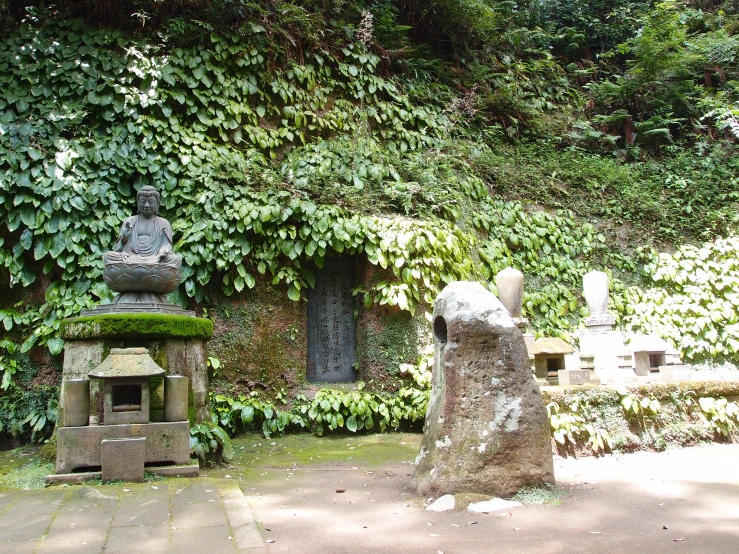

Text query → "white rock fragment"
[467,498,522,513]
[426,494,456,512]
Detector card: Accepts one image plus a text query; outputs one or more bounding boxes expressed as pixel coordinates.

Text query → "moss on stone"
[61,313,213,341]
[39,437,57,463]
[206,279,306,399]
[540,381,739,456]
[357,307,426,382]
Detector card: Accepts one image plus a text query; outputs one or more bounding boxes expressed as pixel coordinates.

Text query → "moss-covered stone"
[355,266,428,389]
[61,313,213,341]
[206,278,306,399]
[39,436,57,463]
[541,381,739,457]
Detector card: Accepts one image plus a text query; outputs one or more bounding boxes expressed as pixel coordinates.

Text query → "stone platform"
[45,461,200,486]
[56,421,190,473]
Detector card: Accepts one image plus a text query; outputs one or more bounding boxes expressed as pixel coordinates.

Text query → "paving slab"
[43,486,117,545]
[0,490,64,542]
[36,538,109,554]
[105,523,170,553]
[0,491,19,512]
[1,539,41,554]
[171,498,227,529]
[220,481,266,551]
[171,481,221,504]
[111,485,170,527]
[0,476,265,553]
[170,524,236,553]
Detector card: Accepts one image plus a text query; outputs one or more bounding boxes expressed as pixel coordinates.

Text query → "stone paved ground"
[2,442,739,553]
[0,478,264,553]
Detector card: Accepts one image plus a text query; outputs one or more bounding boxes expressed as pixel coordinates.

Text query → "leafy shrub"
[0,384,58,443]
[298,381,428,436]
[211,392,305,439]
[697,397,739,437]
[546,400,612,453]
[623,236,739,362]
[189,422,234,463]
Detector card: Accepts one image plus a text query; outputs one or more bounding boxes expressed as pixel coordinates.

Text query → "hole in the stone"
[434,316,448,344]
[145,461,176,468]
[547,357,564,376]
[72,466,101,473]
[112,384,142,412]
[648,353,665,371]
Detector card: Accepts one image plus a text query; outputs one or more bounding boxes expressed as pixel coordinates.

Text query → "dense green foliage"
[1,1,739,427]
[624,236,739,360]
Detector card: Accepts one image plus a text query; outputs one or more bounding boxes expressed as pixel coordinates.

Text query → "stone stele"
[411,281,554,498]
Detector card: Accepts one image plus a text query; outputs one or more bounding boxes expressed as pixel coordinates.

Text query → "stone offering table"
[411,281,554,498]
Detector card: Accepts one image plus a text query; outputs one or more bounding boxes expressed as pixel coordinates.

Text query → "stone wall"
[204,278,308,396]
[203,260,427,398]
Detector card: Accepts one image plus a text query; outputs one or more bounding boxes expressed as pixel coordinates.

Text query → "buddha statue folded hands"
[102,186,182,304]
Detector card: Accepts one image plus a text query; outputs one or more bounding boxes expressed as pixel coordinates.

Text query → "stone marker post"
[411,282,554,498]
[578,270,628,383]
[495,267,535,355]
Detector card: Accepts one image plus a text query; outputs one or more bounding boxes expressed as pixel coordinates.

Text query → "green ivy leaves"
[623,236,739,362]
[0,15,463,353]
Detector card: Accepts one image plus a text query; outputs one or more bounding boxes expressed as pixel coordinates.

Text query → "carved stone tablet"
[306,257,357,383]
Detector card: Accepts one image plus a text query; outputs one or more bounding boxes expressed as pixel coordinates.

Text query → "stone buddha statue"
[102,186,182,305]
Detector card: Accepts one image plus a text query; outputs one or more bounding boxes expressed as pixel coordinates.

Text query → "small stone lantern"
[530,338,576,385]
[88,348,165,425]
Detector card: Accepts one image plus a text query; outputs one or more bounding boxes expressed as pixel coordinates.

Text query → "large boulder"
[411,282,554,497]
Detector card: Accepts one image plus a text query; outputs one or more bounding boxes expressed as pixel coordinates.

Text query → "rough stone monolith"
[411,281,554,498]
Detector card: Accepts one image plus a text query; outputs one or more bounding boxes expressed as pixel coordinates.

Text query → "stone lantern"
[88,347,165,425]
[530,337,577,385]
[51,347,195,484]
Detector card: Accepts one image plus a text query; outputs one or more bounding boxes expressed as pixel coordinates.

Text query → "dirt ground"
[202,433,739,554]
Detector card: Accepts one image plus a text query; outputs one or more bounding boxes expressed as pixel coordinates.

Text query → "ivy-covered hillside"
[1,1,738,438]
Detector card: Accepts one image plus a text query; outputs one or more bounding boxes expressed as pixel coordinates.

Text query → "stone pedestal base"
[557,369,590,386]
[56,421,190,474]
[659,365,692,382]
[58,313,213,426]
[578,330,626,383]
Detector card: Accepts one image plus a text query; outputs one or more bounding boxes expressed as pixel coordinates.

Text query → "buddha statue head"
[137,185,161,218]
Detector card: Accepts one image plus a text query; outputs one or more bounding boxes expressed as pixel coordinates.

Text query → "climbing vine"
[1,5,737,392]
[0,11,472,365]
[623,236,739,362]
